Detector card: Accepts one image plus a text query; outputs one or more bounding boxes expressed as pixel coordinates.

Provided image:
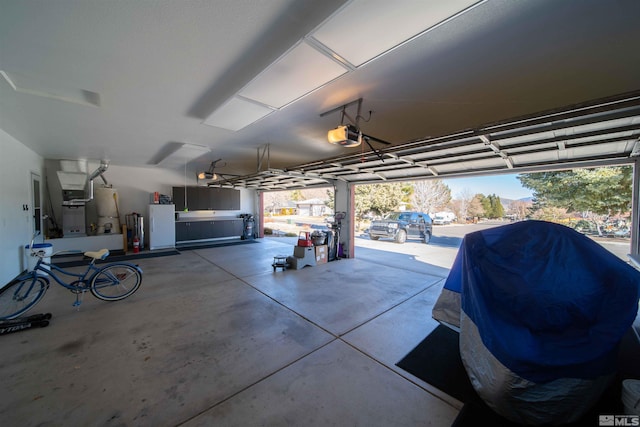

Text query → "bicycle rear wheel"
[0,275,48,320]
[90,263,142,301]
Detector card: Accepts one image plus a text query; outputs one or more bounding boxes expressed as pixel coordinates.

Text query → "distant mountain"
[500,196,533,205]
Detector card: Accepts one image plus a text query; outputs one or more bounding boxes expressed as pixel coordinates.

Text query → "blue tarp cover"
[444,220,640,383]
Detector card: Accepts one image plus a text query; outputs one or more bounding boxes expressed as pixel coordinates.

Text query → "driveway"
[267,219,631,268]
[354,221,631,269]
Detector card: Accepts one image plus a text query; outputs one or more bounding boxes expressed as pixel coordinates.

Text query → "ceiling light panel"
[1,70,101,107]
[157,143,211,168]
[238,41,349,109]
[310,0,482,67]
[203,96,275,131]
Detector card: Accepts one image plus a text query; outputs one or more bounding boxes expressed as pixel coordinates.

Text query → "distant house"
[296,198,329,217]
[266,200,297,215]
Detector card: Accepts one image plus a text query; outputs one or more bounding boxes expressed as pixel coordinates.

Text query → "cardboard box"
[315,244,327,264]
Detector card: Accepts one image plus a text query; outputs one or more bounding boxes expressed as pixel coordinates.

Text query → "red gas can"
[297,231,313,247]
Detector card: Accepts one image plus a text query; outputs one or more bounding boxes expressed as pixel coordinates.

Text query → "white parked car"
[432,212,456,225]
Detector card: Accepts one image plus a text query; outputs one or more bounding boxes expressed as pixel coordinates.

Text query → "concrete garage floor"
[0,238,460,427]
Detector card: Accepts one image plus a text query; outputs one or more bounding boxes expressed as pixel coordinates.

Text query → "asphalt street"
[353,220,631,270]
[266,219,631,270]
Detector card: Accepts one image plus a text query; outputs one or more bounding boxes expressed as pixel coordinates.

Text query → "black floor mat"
[176,239,258,250]
[396,325,630,427]
[54,249,181,267]
[53,239,258,267]
[396,325,478,404]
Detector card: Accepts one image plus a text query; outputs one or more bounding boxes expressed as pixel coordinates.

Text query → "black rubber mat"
[396,324,629,427]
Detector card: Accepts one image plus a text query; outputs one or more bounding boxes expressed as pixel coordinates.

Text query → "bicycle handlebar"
[27,231,42,258]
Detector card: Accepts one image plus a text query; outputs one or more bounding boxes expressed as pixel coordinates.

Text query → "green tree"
[355,182,410,217]
[517,166,632,215]
[466,194,485,219]
[325,188,334,210]
[477,193,504,218]
[478,194,490,215]
[490,194,505,218]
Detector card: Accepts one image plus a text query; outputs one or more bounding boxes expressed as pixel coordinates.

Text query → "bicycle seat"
[84,249,110,260]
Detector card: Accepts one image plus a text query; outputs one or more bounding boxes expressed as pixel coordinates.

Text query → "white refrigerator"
[148,204,176,250]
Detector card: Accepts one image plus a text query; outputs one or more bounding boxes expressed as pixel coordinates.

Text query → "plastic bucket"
[622,379,640,416]
[24,243,53,276]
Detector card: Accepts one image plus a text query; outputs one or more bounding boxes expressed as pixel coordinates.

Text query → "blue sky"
[443,174,533,200]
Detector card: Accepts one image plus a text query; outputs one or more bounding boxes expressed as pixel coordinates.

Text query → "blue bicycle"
[0,234,142,320]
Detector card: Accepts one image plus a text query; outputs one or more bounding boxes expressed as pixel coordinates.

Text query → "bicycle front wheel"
[0,275,48,320]
[90,263,142,301]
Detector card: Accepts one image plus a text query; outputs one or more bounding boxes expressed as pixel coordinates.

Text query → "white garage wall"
[1,132,257,286]
[43,160,256,247]
[0,129,44,285]
[95,163,255,224]
[43,160,188,235]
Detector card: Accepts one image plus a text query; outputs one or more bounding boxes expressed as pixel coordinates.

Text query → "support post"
[631,158,639,255]
[333,180,354,258]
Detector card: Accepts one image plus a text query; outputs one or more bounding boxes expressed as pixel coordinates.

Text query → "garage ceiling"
[1,0,639,190]
[223,92,640,189]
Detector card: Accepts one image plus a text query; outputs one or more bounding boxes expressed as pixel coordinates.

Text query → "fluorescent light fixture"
[1,70,101,107]
[157,143,211,167]
[327,125,362,147]
[310,0,482,67]
[203,96,275,131]
[239,40,349,109]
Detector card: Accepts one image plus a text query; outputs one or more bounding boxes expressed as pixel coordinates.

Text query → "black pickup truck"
[368,211,433,244]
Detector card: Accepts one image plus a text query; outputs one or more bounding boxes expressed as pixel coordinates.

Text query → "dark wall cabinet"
[172,186,240,211]
[175,221,204,241]
[208,188,240,210]
[173,187,186,210]
[175,219,244,242]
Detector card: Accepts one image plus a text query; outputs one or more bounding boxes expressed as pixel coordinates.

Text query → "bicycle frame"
[1,234,143,320]
[21,256,102,291]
